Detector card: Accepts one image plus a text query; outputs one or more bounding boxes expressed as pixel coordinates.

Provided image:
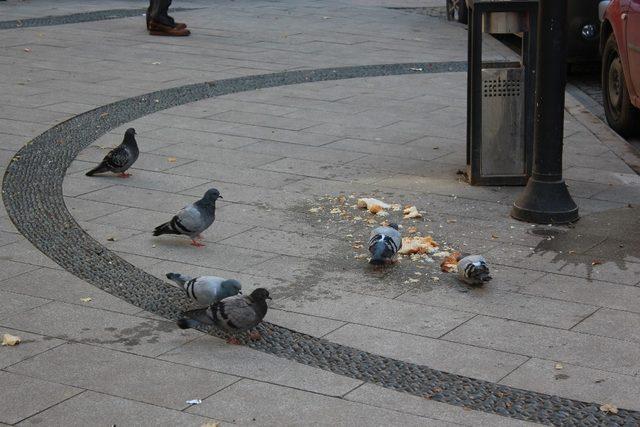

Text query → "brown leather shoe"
[148,20,190,36]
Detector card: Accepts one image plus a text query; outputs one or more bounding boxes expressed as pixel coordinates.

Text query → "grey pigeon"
[153,188,222,247]
[177,288,271,344]
[166,272,241,306]
[457,255,492,286]
[86,128,139,178]
[368,223,402,265]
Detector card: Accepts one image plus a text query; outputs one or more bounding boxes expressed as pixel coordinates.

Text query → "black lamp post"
[511,0,579,224]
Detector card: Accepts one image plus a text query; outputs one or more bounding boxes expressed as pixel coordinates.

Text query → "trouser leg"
[149,0,173,26]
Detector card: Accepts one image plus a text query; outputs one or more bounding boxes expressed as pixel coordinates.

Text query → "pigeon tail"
[369,241,389,265]
[153,222,179,236]
[85,163,110,176]
[176,318,199,329]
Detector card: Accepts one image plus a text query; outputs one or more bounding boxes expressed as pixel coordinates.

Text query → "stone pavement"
[1,0,640,425]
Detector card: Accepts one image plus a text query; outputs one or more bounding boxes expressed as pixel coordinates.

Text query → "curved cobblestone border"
[3,62,639,426]
[0,8,193,30]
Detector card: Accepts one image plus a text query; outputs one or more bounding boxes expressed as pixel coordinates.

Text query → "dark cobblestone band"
[3,62,639,426]
[0,8,193,30]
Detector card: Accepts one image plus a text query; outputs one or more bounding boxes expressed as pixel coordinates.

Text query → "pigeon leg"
[248,330,262,341]
[190,239,206,248]
[118,172,132,178]
[226,336,242,345]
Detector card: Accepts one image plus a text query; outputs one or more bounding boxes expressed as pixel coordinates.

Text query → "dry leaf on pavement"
[599,403,618,414]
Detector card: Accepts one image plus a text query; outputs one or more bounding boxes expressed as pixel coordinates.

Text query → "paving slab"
[0,301,200,357]
[159,335,363,397]
[572,308,640,344]
[501,358,640,412]
[17,390,221,427]
[275,286,474,338]
[324,323,528,382]
[0,326,65,369]
[345,383,541,426]
[0,370,82,425]
[7,342,239,410]
[187,378,447,426]
[443,315,640,376]
[0,267,140,315]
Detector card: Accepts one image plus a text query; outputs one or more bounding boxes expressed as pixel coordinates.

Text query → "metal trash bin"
[466,0,538,186]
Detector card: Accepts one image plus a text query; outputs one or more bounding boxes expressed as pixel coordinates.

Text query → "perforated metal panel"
[480,68,525,177]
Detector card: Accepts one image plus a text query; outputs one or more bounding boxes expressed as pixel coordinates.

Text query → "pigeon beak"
[238,290,242,294]
[267,296,272,300]
[218,195,223,199]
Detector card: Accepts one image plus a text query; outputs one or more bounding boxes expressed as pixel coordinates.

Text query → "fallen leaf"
[336,195,346,204]
[352,244,363,249]
[106,236,116,242]
[369,204,384,214]
[308,207,322,213]
[152,61,162,65]
[186,399,202,405]
[100,112,109,118]
[407,226,418,234]
[200,423,220,427]
[568,250,576,255]
[407,278,419,283]
[2,333,21,346]
[491,234,499,239]
[330,208,342,214]
[80,297,92,303]
[403,206,422,219]
[440,252,461,273]
[446,219,457,224]
[167,157,177,163]
[23,48,31,53]
[591,259,603,266]
[354,254,368,260]
[431,276,440,282]
[599,403,618,414]
[554,363,563,370]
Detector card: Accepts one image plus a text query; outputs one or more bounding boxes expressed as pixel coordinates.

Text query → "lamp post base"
[511,179,579,224]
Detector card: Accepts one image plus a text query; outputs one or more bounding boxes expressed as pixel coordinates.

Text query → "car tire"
[446,0,468,24]
[602,33,640,137]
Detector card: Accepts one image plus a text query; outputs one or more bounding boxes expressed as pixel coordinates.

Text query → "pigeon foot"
[118,172,132,178]
[190,240,206,248]
[226,336,242,345]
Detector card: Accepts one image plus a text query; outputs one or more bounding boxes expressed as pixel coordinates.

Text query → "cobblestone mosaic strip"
[3,62,639,426]
[0,8,193,30]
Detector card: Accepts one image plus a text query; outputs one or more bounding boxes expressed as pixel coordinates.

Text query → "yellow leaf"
[167,157,177,163]
[80,297,92,303]
[554,363,563,370]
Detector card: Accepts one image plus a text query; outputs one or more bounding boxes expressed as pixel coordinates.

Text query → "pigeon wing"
[215,295,261,331]
[102,144,130,170]
[172,204,204,237]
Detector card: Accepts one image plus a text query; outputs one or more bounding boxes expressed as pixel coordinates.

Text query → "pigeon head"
[220,279,242,295]
[203,188,222,203]
[387,223,399,230]
[123,128,137,147]
[250,288,271,302]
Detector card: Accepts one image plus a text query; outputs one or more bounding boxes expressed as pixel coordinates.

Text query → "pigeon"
[368,223,402,265]
[457,255,492,286]
[86,128,139,178]
[166,272,242,306]
[177,288,271,344]
[153,188,222,247]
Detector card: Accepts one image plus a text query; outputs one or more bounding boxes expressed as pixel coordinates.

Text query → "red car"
[600,0,640,137]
